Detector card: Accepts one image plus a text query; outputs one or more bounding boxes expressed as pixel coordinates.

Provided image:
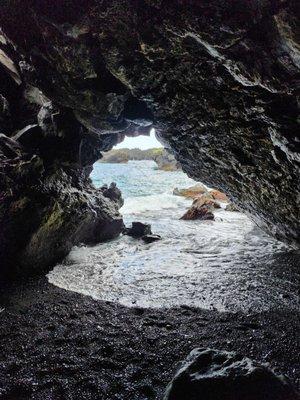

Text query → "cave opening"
[47,130,297,314]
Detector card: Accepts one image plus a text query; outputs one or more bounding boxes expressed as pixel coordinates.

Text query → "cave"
[0,1,299,399]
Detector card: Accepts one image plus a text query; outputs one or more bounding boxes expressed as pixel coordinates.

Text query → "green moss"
[45,202,64,230]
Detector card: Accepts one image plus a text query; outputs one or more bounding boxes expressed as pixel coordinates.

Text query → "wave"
[121,192,190,215]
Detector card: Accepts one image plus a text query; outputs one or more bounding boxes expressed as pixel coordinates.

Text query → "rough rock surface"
[0,134,124,279]
[180,205,215,221]
[101,182,124,209]
[210,189,229,203]
[0,0,299,276]
[152,149,181,171]
[180,193,221,220]
[173,184,208,199]
[164,348,300,400]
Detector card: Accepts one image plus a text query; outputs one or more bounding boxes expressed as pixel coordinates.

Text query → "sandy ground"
[0,278,299,400]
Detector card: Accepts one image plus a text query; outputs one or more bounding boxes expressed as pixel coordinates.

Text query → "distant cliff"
[98,148,181,171]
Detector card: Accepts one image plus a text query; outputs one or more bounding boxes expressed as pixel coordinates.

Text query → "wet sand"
[0,278,299,400]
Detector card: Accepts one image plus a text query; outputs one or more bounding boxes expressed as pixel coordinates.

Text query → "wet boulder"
[124,222,152,238]
[192,194,222,209]
[209,189,229,203]
[164,348,300,400]
[173,184,208,199]
[180,194,220,221]
[180,205,215,221]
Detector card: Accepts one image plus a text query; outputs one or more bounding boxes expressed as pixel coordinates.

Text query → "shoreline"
[0,278,299,399]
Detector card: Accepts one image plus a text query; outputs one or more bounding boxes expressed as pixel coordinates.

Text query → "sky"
[114,128,163,150]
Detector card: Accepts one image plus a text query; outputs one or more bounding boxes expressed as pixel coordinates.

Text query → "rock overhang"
[0,0,299,277]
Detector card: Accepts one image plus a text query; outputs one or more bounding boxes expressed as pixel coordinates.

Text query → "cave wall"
[0,0,299,276]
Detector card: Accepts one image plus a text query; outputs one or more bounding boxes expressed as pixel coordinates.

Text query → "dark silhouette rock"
[124,222,152,238]
[180,205,215,221]
[180,194,221,220]
[101,182,124,208]
[142,234,162,243]
[164,348,300,400]
[0,133,124,279]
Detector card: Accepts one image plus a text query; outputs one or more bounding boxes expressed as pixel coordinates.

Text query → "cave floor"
[0,278,299,400]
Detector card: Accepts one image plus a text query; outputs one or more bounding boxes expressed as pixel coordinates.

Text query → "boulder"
[173,184,208,199]
[180,193,220,220]
[180,205,215,221]
[164,348,300,400]
[124,222,152,238]
[192,193,221,209]
[209,189,229,203]
[142,234,162,243]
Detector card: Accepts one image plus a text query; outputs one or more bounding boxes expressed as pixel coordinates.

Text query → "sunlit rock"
[173,184,208,199]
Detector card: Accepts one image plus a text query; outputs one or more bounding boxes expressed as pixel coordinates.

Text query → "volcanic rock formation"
[164,348,300,400]
[0,0,299,276]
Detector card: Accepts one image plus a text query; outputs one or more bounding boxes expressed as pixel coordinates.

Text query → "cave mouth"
[47,133,297,314]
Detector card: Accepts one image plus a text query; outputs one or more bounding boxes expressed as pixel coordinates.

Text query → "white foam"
[48,208,294,312]
[121,193,189,215]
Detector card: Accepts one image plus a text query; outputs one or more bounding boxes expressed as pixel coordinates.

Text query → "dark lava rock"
[0,132,124,279]
[164,348,300,400]
[124,222,152,238]
[142,234,162,243]
[180,201,215,221]
[101,182,124,209]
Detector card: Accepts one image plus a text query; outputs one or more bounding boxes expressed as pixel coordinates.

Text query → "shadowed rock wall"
[0,0,299,276]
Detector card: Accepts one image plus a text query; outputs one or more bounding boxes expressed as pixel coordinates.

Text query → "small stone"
[124,222,152,238]
[142,234,161,243]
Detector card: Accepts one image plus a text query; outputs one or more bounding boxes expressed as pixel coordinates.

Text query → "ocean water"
[48,161,300,312]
